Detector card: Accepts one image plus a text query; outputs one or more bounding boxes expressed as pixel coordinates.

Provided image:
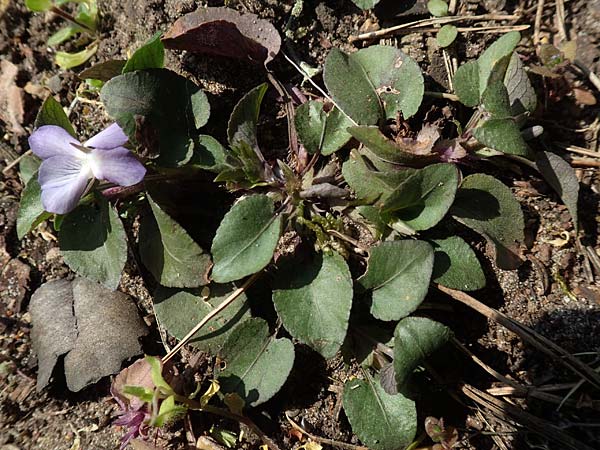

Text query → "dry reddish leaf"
[0,59,25,135]
[162,7,281,64]
[111,358,154,410]
[573,87,597,105]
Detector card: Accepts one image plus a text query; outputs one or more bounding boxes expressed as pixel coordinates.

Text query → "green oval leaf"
[343,376,417,450]
[122,32,165,73]
[427,0,449,16]
[350,0,380,9]
[55,45,98,70]
[393,317,451,388]
[273,251,353,359]
[101,69,210,167]
[382,163,459,231]
[453,60,480,107]
[59,198,127,290]
[437,24,457,47]
[48,26,81,47]
[19,153,41,185]
[295,100,353,155]
[359,240,434,321]
[218,318,294,406]
[25,0,52,12]
[211,195,282,283]
[16,174,51,239]
[478,31,521,95]
[536,151,579,231]
[430,236,486,291]
[139,194,212,288]
[153,285,251,354]
[472,118,531,157]
[348,126,438,166]
[451,174,524,269]
[227,83,268,148]
[504,52,537,119]
[324,46,424,125]
[34,96,76,137]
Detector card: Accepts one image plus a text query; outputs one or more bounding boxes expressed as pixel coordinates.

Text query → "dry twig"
[350,14,521,43]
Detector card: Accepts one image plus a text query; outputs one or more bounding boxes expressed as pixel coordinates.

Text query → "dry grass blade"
[161,272,261,363]
[453,339,599,409]
[556,143,600,158]
[534,0,545,46]
[462,384,596,450]
[437,285,600,390]
[350,14,522,43]
[285,412,368,450]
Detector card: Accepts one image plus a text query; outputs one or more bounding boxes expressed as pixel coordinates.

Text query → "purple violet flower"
[28,123,146,214]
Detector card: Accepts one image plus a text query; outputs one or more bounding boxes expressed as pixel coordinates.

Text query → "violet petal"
[28,125,82,159]
[38,155,91,214]
[89,147,146,186]
[84,123,129,149]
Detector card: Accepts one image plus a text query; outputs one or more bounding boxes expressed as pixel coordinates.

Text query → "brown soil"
[1,1,600,449]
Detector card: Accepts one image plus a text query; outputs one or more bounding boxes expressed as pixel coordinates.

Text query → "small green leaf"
[343,377,417,450]
[382,163,459,231]
[324,46,424,125]
[453,60,480,107]
[348,126,437,165]
[211,195,282,283]
[48,26,81,47]
[25,0,52,12]
[74,0,97,31]
[78,59,127,82]
[139,194,212,288]
[536,151,579,231]
[393,317,451,387]
[504,52,537,120]
[34,96,76,137]
[154,395,187,427]
[481,78,512,119]
[342,151,397,203]
[55,45,98,70]
[295,100,353,155]
[122,385,154,403]
[16,174,51,239]
[146,355,173,394]
[227,83,268,149]
[273,251,353,359]
[430,236,486,291]
[472,118,530,157]
[101,69,210,167]
[451,174,524,270]
[189,135,234,174]
[477,31,520,95]
[153,285,251,354]
[437,24,457,47]
[122,32,165,73]
[359,240,434,321]
[19,153,41,184]
[428,0,449,16]
[218,318,294,406]
[59,197,127,289]
[350,0,380,9]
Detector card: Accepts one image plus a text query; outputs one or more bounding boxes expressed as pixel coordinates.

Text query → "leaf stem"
[161,271,262,363]
[49,6,95,35]
[424,91,459,101]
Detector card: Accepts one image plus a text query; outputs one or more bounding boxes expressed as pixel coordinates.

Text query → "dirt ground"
[1,0,600,449]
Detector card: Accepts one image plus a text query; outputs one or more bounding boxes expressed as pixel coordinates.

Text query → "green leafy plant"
[18,11,582,450]
[25,0,99,69]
